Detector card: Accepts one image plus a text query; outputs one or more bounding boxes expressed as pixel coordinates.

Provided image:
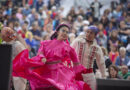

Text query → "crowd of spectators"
[0,0,130,80]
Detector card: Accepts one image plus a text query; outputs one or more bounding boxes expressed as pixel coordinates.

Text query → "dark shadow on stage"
[0,44,12,90]
[97,79,130,90]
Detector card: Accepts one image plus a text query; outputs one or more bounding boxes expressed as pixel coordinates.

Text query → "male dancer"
[1,27,27,90]
[71,26,106,90]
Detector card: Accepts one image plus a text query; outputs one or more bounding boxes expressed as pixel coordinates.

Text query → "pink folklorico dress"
[13,39,91,90]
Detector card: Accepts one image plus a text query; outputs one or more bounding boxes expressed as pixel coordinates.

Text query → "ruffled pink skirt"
[13,49,91,90]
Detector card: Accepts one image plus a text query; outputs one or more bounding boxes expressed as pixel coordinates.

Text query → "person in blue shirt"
[25,32,36,57]
[30,22,42,52]
[115,47,130,66]
[36,0,44,12]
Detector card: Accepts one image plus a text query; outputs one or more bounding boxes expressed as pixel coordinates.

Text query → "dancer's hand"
[42,58,46,63]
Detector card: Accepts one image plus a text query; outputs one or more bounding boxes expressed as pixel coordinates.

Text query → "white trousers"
[13,77,27,90]
[82,73,96,90]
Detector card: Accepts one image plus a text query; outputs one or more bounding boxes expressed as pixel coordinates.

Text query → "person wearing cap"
[79,20,89,33]
[71,25,106,90]
[1,27,27,90]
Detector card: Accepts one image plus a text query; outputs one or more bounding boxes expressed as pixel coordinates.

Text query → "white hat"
[69,33,75,38]
[52,6,56,10]
[83,20,89,25]
[79,32,85,36]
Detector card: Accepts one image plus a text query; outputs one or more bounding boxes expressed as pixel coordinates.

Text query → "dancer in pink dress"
[13,24,91,90]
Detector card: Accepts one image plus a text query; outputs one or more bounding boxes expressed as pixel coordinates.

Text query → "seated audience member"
[108,30,119,47]
[109,44,119,64]
[69,33,76,44]
[118,65,130,79]
[101,47,112,68]
[25,32,37,57]
[115,47,130,66]
[93,47,112,73]
[30,22,42,52]
[107,65,122,79]
[96,30,107,48]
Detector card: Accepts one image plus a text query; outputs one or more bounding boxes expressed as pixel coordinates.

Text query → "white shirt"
[71,38,106,77]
